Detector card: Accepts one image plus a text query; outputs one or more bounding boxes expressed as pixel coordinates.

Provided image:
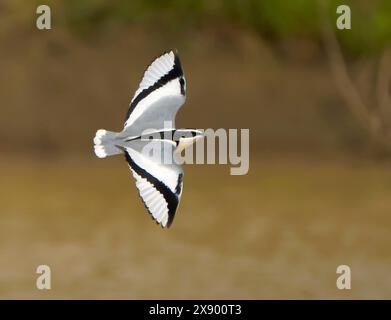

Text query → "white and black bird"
[93,50,203,228]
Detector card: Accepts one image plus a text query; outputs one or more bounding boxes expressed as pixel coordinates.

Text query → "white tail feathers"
[93,129,123,158]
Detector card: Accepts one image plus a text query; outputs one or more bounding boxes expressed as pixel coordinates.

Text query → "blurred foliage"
[40,0,391,55]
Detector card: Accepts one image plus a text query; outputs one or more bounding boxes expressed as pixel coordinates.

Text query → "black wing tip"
[166,212,175,228]
[172,48,180,60]
[173,51,183,74]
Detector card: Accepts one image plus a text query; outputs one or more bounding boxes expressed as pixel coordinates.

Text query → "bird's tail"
[93,129,123,158]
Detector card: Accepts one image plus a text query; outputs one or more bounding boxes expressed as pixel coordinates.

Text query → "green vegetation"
[55,0,391,55]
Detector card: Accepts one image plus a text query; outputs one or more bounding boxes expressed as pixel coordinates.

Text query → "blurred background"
[0,0,391,298]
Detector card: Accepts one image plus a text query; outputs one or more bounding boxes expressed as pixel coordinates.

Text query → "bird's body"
[93,50,203,228]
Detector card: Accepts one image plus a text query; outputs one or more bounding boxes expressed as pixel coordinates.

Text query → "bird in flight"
[93,50,203,228]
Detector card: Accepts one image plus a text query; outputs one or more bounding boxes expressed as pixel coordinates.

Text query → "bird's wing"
[123,50,186,136]
[124,139,183,228]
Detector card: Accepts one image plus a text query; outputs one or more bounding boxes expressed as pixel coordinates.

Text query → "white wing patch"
[132,51,176,99]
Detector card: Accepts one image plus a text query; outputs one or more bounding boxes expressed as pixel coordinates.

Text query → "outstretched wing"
[124,140,183,228]
[124,50,186,136]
